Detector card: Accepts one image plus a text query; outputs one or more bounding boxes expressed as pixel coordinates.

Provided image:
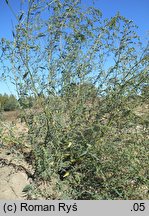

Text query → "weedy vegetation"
[0,0,149,199]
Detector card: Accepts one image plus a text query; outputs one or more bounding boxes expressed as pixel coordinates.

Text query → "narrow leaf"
[22,185,32,192]
[36,33,46,38]
[29,46,37,49]
[39,66,46,70]
[12,31,15,37]
[19,12,24,21]
[23,72,29,79]
[5,0,9,4]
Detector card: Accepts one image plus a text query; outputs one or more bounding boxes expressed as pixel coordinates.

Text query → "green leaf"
[108,17,117,28]
[22,185,32,193]
[5,0,9,4]
[19,12,24,21]
[12,31,15,37]
[23,72,29,79]
[142,55,149,62]
[79,150,88,157]
[29,46,37,49]
[75,33,85,41]
[40,67,46,70]
[36,33,46,38]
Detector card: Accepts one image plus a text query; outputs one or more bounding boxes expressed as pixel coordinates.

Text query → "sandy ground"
[0,148,33,200]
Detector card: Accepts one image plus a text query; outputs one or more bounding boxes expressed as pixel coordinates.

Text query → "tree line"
[0,93,19,111]
[0,93,34,111]
[0,82,148,112]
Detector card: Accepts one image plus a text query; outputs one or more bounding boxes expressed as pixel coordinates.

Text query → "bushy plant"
[0,0,148,199]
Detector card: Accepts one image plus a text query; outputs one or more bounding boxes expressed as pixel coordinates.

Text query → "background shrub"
[0,94,19,111]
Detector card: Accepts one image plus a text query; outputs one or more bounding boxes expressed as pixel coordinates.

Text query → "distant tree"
[0,94,19,111]
[3,94,19,111]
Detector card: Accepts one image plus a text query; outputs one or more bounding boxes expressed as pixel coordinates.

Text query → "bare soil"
[0,149,33,199]
[0,112,33,199]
